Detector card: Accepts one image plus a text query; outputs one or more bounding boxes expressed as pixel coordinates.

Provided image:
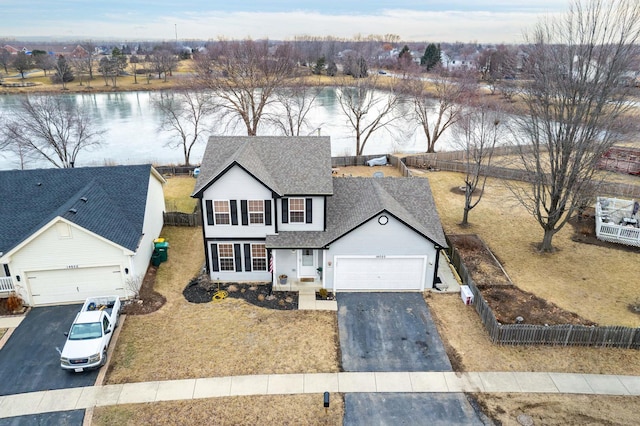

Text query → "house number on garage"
[376,255,386,259]
[67,265,79,269]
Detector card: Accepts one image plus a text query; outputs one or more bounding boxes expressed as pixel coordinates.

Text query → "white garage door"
[27,266,123,306]
[334,256,427,291]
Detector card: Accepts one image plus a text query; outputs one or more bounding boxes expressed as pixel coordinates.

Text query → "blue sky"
[1,1,567,43]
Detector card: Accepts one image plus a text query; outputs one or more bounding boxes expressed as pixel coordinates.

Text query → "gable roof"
[0,165,160,256]
[266,177,448,249]
[192,136,333,197]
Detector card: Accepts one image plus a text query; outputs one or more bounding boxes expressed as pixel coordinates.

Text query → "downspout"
[199,198,210,274]
[432,247,441,289]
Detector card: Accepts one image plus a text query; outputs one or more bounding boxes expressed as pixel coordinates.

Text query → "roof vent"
[68,208,77,214]
[36,182,42,186]
[80,197,88,202]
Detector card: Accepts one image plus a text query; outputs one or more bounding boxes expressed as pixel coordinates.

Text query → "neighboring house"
[441,52,475,71]
[2,45,20,55]
[192,136,448,292]
[0,165,166,306]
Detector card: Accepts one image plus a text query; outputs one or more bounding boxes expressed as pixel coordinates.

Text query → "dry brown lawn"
[426,292,640,374]
[333,165,403,178]
[163,176,198,213]
[92,394,344,426]
[105,225,339,385]
[474,393,640,426]
[1,60,196,95]
[419,170,640,328]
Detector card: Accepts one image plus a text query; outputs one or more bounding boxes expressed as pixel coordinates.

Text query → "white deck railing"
[0,276,14,292]
[595,197,640,247]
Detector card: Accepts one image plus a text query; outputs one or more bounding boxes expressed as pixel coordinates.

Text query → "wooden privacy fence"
[155,165,198,176]
[404,154,640,199]
[331,154,412,177]
[163,211,202,227]
[445,236,640,349]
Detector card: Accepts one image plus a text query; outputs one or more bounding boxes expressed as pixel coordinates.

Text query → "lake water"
[0,88,461,170]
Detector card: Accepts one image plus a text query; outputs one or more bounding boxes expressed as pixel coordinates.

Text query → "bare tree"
[150,47,178,82]
[0,48,10,74]
[12,52,32,79]
[405,70,475,153]
[129,55,141,84]
[2,95,104,168]
[455,103,504,226]
[335,75,401,155]
[266,81,322,136]
[80,42,97,86]
[194,39,297,136]
[32,51,55,76]
[510,0,640,252]
[154,87,217,166]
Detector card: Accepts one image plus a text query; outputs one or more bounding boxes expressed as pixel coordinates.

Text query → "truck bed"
[82,296,119,316]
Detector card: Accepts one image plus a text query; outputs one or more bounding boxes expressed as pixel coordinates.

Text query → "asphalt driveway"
[344,394,485,426]
[0,305,100,396]
[337,293,486,425]
[337,292,451,372]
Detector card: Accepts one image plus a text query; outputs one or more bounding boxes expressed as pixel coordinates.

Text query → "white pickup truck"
[60,296,121,372]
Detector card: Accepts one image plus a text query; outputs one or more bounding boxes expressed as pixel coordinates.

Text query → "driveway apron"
[0,305,99,396]
[0,410,85,426]
[337,292,451,372]
[337,293,485,425]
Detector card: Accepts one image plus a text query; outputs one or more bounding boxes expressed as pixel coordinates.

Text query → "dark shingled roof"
[0,165,155,256]
[192,136,333,197]
[266,177,448,249]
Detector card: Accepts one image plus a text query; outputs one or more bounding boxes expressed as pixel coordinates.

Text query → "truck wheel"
[100,348,108,367]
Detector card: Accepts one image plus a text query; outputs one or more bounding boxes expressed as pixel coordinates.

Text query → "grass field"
[93,394,344,426]
[163,176,198,212]
[104,225,339,385]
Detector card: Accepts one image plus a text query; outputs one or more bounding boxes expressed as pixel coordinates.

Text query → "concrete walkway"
[1,371,640,419]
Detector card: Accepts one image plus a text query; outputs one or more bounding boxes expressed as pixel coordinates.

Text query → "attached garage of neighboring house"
[0,165,166,306]
[26,266,124,306]
[333,256,428,291]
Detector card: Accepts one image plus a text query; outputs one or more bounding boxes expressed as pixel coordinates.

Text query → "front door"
[298,249,317,277]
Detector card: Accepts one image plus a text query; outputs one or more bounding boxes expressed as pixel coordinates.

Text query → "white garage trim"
[26,265,124,306]
[333,255,427,292]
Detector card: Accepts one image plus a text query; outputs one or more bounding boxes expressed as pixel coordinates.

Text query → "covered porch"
[270,248,325,292]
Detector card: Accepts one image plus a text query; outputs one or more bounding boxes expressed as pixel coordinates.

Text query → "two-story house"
[192,136,448,292]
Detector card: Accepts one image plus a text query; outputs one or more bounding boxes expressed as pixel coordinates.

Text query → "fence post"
[564,325,573,346]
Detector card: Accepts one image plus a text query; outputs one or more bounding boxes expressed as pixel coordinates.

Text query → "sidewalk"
[1,371,640,419]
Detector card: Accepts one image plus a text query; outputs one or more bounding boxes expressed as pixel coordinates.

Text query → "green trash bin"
[155,241,169,262]
[151,251,162,267]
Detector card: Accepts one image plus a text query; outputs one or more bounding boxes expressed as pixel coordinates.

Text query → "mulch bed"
[478,285,596,326]
[449,234,595,326]
[121,265,167,315]
[183,275,298,310]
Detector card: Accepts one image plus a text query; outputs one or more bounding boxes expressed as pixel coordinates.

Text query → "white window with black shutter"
[205,200,239,226]
[211,243,242,272]
[282,198,313,224]
[243,243,267,272]
[240,200,267,225]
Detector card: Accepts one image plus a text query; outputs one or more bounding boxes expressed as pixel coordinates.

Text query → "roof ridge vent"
[68,208,77,214]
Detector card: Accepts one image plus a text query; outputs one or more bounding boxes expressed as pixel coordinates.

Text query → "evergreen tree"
[312,56,326,75]
[421,43,441,71]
